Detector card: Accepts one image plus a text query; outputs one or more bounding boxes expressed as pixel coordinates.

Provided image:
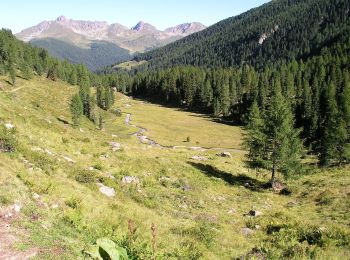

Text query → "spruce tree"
[70,94,83,127]
[264,89,303,183]
[244,101,266,169]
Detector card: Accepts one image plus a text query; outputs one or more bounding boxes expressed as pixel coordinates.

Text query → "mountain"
[134,0,350,70]
[15,16,206,70]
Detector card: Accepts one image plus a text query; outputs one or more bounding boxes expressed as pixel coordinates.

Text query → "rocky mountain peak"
[131,21,157,32]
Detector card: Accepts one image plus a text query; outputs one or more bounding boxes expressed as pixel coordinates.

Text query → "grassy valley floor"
[0,75,349,259]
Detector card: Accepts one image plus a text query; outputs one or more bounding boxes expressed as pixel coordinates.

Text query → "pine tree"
[70,94,83,127]
[320,83,348,165]
[265,90,303,182]
[244,101,266,169]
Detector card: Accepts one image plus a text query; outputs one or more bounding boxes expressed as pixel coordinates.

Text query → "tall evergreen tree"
[70,94,83,127]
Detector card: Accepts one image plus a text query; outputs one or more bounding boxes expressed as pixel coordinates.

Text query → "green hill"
[135,0,350,69]
[31,38,131,71]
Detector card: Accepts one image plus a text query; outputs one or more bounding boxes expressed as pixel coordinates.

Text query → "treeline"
[134,0,350,70]
[129,38,350,166]
[0,29,122,124]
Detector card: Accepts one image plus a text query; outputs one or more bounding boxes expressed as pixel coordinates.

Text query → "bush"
[0,125,17,152]
[75,170,96,183]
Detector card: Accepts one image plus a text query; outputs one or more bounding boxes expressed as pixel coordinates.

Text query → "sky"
[2,0,270,33]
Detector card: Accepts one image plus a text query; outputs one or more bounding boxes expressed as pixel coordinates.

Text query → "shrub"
[75,170,96,183]
[0,125,17,152]
[65,197,82,209]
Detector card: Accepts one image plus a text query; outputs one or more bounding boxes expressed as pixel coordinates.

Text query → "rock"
[97,183,116,197]
[227,208,236,214]
[4,123,15,129]
[13,203,22,213]
[248,210,263,217]
[79,128,84,133]
[32,192,40,199]
[62,156,75,164]
[88,166,94,171]
[242,228,255,236]
[122,176,140,185]
[216,151,232,158]
[182,184,192,192]
[191,155,207,161]
[51,204,59,209]
[125,104,132,107]
[110,142,121,151]
[106,173,116,180]
[112,134,118,138]
[272,181,287,192]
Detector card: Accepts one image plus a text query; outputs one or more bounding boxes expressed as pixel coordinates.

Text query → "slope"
[0,75,349,259]
[31,38,131,71]
[135,0,350,69]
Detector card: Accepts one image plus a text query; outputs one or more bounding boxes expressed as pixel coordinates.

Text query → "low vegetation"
[0,75,349,259]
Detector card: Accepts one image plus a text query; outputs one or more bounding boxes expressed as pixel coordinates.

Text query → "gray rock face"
[96,183,116,197]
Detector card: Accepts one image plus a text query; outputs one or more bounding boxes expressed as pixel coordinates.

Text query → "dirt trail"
[124,114,244,152]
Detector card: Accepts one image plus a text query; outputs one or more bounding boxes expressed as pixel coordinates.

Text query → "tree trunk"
[271,162,276,186]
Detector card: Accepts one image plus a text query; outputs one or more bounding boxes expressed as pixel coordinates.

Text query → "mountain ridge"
[16,16,207,52]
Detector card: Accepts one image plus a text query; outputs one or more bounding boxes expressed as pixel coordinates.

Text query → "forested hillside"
[134,0,350,69]
[114,0,350,168]
[31,38,131,71]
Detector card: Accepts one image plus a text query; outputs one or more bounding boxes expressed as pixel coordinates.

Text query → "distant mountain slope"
[31,38,131,71]
[135,0,350,69]
[16,16,206,70]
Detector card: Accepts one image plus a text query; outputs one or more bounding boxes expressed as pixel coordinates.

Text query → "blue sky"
[2,0,270,33]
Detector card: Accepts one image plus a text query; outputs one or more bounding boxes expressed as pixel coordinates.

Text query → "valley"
[0,75,349,259]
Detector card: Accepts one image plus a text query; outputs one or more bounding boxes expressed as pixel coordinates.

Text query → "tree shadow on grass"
[188,162,266,192]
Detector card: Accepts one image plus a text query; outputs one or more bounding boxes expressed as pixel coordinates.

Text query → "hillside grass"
[0,75,349,259]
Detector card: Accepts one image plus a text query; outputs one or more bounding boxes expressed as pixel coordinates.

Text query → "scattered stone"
[32,192,40,200]
[112,134,118,138]
[51,204,59,209]
[182,184,192,192]
[216,151,232,158]
[88,166,94,171]
[272,181,287,192]
[248,210,263,217]
[79,128,84,133]
[125,104,132,107]
[62,156,75,164]
[13,203,22,213]
[4,123,15,129]
[191,155,207,161]
[227,208,236,214]
[110,142,121,151]
[106,173,116,180]
[122,176,140,185]
[242,227,255,236]
[96,183,116,197]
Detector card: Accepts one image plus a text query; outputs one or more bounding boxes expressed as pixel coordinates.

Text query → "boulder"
[216,151,232,158]
[248,210,263,217]
[122,176,140,185]
[241,228,255,236]
[96,183,116,197]
[5,123,15,129]
[110,142,121,151]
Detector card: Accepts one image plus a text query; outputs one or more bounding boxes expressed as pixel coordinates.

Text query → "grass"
[0,75,349,259]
